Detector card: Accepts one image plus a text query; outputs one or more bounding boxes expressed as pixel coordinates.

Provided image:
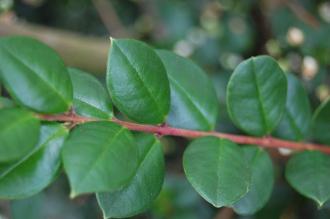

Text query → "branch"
[213,207,234,219]
[0,12,108,74]
[37,113,330,154]
[91,0,132,37]
[284,0,320,28]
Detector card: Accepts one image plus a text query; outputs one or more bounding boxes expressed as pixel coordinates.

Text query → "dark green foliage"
[0,36,329,218]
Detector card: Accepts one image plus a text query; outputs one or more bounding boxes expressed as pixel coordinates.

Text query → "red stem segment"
[37,114,330,154]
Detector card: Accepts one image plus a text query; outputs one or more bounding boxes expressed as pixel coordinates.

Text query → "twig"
[213,207,234,219]
[91,0,132,37]
[0,12,108,74]
[37,113,330,154]
[284,0,320,28]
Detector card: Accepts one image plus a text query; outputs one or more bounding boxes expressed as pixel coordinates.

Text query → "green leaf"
[227,55,287,136]
[106,38,170,124]
[183,137,250,207]
[0,36,72,113]
[0,97,15,109]
[0,124,68,199]
[312,98,330,144]
[68,68,112,119]
[274,74,311,141]
[62,121,139,197]
[97,133,165,218]
[286,151,330,206]
[156,50,218,131]
[0,108,40,162]
[232,146,274,215]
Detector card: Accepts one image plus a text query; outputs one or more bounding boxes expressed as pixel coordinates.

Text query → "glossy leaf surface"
[62,121,138,197]
[183,137,250,207]
[0,124,68,199]
[0,108,40,162]
[0,36,72,113]
[157,50,218,131]
[227,55,287,136]
[233,146,274,215]
[286,151,330,206]
[68,68,112,119]
[106,39,170,124]
[97,133,165,218]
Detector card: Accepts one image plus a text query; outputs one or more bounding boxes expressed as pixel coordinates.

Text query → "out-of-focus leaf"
[152,174,213,219]
[0,97,15,109]
[11,193,44,219]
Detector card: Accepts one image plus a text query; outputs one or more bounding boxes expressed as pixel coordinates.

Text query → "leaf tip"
[315,198,326,209]
[109,37,116,46]
[69,190,78,199]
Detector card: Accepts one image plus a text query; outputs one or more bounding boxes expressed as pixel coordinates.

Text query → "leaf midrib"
[251,59,269,134]
[113,43,164,119]
[0,112,32,137]
[168,74,211,130]
[74,99,111,118]
[216,141,223,206]
[75,127,126,191]
[103,139,159,210]
[0,126,64,179]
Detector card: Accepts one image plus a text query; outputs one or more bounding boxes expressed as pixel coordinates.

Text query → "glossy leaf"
[62,121,138,197]
[0,97,15,109]
[286,151,330,206]
[183,137,250,207]
[232,146,274,215]
[0,108,40,162]
[0,36,72,113]
[312,98,330,144]
[156,50,218,131]
[274,74,311,141]
[97,133,165,218]
[106,38,170,124]
[0,124,68,199]
[68,68,113,119]
[227,55,287,136]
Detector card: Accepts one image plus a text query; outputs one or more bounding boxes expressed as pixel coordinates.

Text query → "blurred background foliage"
[0,0,330,218]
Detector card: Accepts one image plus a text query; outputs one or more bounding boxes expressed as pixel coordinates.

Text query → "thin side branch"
[0,12,108,74]
[37,114,330,154]
[284,0,320,28]
[91,0,132,37]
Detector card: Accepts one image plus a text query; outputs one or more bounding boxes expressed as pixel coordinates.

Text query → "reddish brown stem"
[37,114,330,154]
